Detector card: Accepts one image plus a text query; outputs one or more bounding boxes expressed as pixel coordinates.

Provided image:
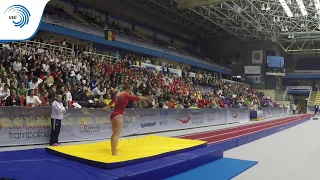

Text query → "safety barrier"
[0,107,287,146]
[251,107,288,119]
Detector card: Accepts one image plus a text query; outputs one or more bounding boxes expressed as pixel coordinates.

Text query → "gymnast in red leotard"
[104,85,151,156]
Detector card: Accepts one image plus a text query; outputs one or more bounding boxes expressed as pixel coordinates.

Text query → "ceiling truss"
[120,0,320,54]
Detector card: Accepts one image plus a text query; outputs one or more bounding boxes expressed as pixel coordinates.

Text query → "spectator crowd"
[0,38,277,110]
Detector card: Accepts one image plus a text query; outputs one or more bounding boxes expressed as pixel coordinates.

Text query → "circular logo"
[253,53,261,61]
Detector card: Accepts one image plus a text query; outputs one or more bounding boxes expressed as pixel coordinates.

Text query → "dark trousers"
[50,118,61,145]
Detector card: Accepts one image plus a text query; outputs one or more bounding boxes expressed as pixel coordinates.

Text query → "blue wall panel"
[284,73,320,79]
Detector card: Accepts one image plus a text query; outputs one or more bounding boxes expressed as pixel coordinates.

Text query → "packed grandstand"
[0,3,279,110]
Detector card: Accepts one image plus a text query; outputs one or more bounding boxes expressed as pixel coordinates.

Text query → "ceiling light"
[309,0,314,6]
[314,0,320,16]
[279,0,293,17]
[262,4,266,10]
[296,0,308,16]
[266,3,271,10]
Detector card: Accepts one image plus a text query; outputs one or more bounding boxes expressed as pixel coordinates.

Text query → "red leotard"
[109,92,140,120]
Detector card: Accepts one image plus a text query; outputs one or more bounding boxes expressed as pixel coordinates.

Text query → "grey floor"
[227,115,318,180]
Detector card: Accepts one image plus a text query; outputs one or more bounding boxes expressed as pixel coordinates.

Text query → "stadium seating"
[42,5,204,60]
[0,37,273,109]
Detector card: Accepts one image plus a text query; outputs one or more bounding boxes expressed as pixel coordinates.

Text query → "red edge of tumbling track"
[179,114,309,144]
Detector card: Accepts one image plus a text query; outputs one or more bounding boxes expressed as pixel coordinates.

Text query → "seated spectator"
[5,90,20,106]
[0,84,10,100]
[12,59,22,73]
[18,75,30,89]
[9,81,17,92]
[40,91,50,106]
[45,72,54,87]
[0,73,10,87]
[26,89,42,107]
[91,84,105,97]
[30,76,41,90]
[17,83,28,97]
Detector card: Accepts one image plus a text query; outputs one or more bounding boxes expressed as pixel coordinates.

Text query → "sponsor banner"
[261,107,287,119]
[0,107,52,146]
[172,109,205,128]
[133,109,160,134]
[227,108,250,123]
[0,107,287,147]
[244,66,261,74]
[205,108,227,126]
[141,62,156,69]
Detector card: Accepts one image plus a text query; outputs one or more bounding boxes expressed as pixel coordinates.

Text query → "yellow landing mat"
[46,135,207,169]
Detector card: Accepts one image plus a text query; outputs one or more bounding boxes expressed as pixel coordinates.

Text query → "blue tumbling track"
[0,115,312,180]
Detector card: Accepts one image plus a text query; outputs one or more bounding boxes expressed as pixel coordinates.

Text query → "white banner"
[245,66,261,74]
[252,50,263,64]
[289,86,311,91]
[0,107,287,147]
[261,107,287,119]
[189,72,195,78]
[140,62,182,77]
[227,108,250,123]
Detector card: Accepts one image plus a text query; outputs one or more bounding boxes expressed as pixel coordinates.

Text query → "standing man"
[292,104,296,115]
[50,94,67,146]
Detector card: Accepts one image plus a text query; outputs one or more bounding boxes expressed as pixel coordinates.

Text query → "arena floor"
[227,115,320,180]
[0,114,314,180]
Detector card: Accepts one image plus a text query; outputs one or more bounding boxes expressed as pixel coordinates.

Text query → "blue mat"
[0,150,120,180]
[0,147,223,180]
[36,147,223,180]
[165,158,258,180]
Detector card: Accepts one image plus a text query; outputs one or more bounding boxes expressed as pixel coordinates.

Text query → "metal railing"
[82,51,119,62]
[1,40,75,57]
[1,40,119,62]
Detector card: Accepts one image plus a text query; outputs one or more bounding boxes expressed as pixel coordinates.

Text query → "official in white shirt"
[50,94,67,146]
